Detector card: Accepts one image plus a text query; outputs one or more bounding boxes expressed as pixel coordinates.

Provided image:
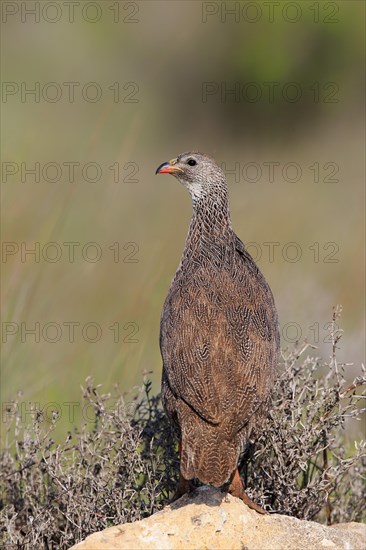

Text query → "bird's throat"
[181,194,233,269]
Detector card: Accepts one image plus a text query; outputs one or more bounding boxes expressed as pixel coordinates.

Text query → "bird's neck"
[192,192,231,234]
[180,190,234,267]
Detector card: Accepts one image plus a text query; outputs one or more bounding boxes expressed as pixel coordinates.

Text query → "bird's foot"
[228,468,267,515]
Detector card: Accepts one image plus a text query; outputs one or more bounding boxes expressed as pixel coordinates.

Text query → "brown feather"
[159,152,279,486]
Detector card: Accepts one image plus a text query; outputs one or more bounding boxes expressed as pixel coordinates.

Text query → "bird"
[155,151,279,513]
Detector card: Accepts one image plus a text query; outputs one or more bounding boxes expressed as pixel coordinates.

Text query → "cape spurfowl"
[156,152,279,513]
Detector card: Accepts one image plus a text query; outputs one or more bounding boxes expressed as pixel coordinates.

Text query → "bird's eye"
[187,159,197,166]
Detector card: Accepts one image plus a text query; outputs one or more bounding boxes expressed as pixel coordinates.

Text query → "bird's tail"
[180,413,243,486]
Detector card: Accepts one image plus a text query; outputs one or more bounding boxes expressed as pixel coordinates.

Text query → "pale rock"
[71,486,366,550]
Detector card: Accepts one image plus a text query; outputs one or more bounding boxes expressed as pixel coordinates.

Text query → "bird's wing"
[160,283,224,425]
[231,235,279,429]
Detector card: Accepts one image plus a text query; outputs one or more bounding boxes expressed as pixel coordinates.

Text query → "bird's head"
[155,151,226,201]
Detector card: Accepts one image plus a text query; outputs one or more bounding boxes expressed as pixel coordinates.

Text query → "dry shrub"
[243,309,366,522]
[1,309,365,548]
[0,380,178,549]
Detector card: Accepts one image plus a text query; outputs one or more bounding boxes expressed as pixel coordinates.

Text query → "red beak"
[155,161,183,175]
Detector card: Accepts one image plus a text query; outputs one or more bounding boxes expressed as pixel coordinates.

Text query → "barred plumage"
[156,152,279,510]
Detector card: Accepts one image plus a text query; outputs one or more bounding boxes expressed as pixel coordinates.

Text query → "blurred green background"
[1,1,365,436]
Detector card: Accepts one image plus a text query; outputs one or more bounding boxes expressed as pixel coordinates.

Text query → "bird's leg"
[170,471,194,502]
[227,468,266,514]
[169,441,194,502]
